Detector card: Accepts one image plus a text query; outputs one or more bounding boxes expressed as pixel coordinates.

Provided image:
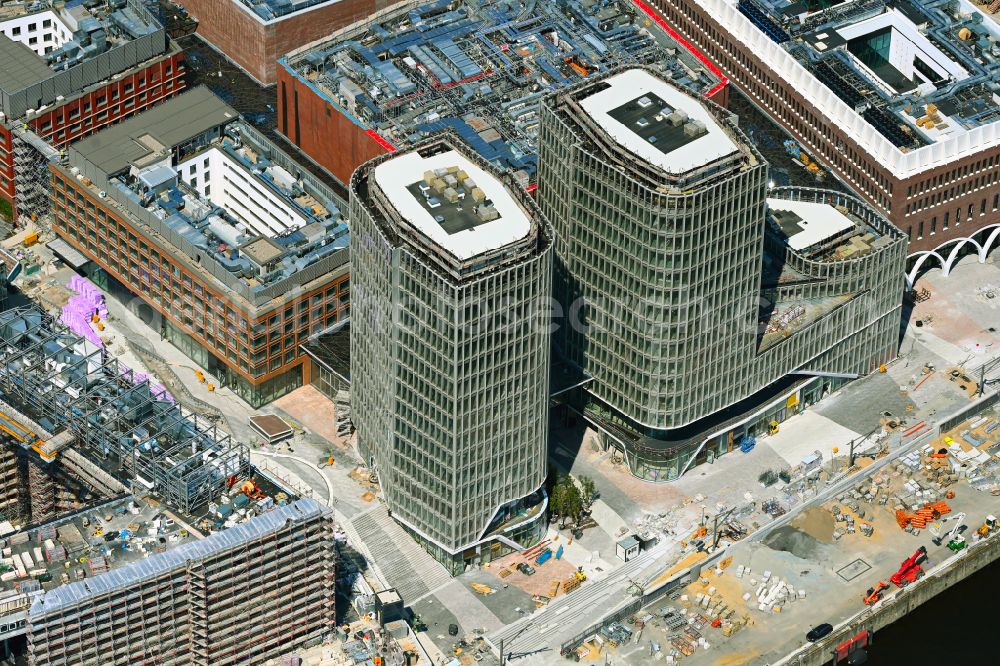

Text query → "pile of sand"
[789,506,835,544]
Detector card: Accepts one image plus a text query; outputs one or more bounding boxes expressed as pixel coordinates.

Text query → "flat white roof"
[710,0,1000,177]
[372,149,531,261]
[767,198,855,252]
[578,69,738,173]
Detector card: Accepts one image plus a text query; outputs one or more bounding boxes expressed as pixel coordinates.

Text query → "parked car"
[806,623,833,642]
[517,562,536,576]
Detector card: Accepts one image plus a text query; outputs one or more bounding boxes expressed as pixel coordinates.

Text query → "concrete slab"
[273,384,344,447]
[589,499,628,541]
[765,411,861,466]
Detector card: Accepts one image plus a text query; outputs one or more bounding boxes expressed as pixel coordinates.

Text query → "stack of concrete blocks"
[748,571,805,614]
[693,587,736,626]
[831,483,879,539]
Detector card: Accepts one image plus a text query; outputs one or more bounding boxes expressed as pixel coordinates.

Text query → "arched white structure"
[906,223,1000,287]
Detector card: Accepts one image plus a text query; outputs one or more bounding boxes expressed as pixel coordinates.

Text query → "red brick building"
[644,0,1000,282]
[49,88,351,406]
[0,0,185,223]
[174,0,401,85]
[276,64,389,185]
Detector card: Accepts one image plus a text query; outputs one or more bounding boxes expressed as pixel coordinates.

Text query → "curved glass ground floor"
[405,490,549,576]
[579,375,852,482]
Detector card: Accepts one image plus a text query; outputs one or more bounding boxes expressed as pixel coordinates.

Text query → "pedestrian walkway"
[350,505,453,603]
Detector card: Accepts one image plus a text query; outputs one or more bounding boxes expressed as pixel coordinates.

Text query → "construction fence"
[939,390,1000,433]
[557,563,702,656]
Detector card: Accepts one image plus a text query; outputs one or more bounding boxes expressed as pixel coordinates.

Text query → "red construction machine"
[889,546,927,588]
[862,581,889,605]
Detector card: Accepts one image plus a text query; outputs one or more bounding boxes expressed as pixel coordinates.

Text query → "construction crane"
[890,546,927,588]
[863,581,889,606]
[930,511,965,547]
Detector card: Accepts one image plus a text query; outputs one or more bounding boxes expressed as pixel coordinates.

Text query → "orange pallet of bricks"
[896,501,951,529]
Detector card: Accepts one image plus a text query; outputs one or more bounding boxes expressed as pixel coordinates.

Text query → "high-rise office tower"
[539,67,905,480]
[540,66,768,430]
[350,135,553,574]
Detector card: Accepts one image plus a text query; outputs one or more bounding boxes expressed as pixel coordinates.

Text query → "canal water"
[851,558,999,663]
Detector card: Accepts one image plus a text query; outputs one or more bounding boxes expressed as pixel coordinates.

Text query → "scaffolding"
[11,128,58,227]
[0,306,249,514]
[0,440,25,523]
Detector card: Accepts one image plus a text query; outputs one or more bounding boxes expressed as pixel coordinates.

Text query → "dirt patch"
[713,652,762,666]
[649,550,708,589]
[273,385,349,448]
[789,506,835,544]
[762,525,824,559]
[686,565,750,616]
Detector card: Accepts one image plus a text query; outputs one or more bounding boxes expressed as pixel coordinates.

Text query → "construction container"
[385,619,409,640]
[23,232,38,246]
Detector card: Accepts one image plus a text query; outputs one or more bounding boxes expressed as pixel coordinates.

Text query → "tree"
[549,479,567,525]
[550,475,582,528]
[562,480,583,528]
[578,476,598,512]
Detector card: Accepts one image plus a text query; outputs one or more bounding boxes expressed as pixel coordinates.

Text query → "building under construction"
[278,0,728,185]
[0,304,337,665]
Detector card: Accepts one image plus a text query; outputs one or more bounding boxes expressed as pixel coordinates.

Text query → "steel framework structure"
[0,306,249,513]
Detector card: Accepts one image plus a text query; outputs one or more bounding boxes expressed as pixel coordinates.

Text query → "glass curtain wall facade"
[539,67,906,481]
[350,136,553,573]
[539,67,767,432]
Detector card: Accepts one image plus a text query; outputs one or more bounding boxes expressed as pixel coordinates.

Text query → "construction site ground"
[8,118,1000,663]
[587,256,1000,665]
[491,257,1000,662]
[599,440,1000,665]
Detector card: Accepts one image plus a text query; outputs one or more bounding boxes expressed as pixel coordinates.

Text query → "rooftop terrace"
[283,0,724,185]
[551,66,755,190]
[733,0,1000,152]
[765,194,896,261]
[358,135,548,281]
[0,0,169,119]
[63,87,349,309]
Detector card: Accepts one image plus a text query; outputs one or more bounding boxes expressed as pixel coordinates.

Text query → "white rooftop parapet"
[372,148,531,261]
[577,68,739,173]
[709,0,1000,179]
